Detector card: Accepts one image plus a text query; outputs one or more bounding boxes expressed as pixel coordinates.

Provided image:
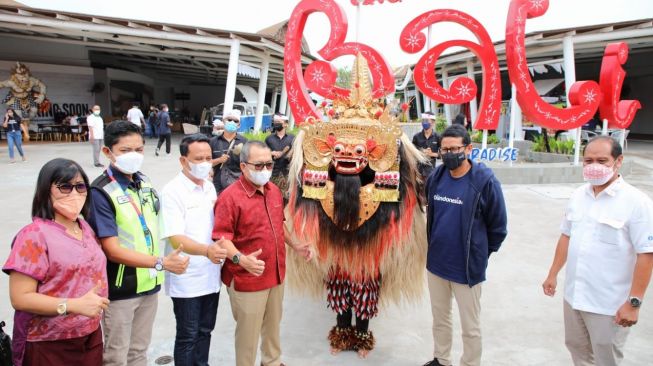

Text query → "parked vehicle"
[203,102,272,133]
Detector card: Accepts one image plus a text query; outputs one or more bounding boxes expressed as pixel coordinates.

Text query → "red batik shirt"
[3,217,108,341]
[213,176,286,292]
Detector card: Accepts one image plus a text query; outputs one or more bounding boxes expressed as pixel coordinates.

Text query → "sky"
[18,0,653,67]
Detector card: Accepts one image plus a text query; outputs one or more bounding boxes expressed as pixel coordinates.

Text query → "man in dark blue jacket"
[423,125,507,366]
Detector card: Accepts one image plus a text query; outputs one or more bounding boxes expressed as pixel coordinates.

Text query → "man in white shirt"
[87,105,105,167]
[543,136,653,365]
[127,103,145,128]
[160,133,228,365]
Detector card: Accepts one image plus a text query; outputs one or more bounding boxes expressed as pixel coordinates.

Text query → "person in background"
[423,125,507,366]
[212,119,224,137]
[155,104,173,157]
[86,105,105,168]
[160,134,227,365]
[3,158,109,366]
[209,109,247,194]
[265,113,294,202]
[147,105,159,139]
[542,137,653,365]
[453,113,469,130]
[213,141,310,366]
[3,107,26,163]
[87,121,189,366]
[412,111,440,180]
[127,103,145,129]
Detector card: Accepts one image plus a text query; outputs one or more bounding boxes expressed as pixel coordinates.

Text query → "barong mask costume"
[285,55,428,353]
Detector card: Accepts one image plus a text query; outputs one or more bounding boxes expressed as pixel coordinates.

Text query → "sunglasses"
[56,182,88,194]
[245,161,274,171]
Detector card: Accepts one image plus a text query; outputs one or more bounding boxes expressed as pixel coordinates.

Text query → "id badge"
[149,268,158,279]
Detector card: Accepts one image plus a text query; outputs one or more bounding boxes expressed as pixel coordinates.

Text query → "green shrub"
[241,127,300,142]
[531,135,575,155]
[471,131,500,144]
[435,116,447,134]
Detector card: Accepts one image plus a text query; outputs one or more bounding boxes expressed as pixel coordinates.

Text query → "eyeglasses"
[439,145,468,154]
[56,182,88,194]
[245,161,274,171]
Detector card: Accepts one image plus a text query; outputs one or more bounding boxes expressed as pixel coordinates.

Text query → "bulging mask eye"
[354,145,366,155]
[334,144,344,154]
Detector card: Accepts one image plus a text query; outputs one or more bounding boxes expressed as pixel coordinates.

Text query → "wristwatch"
[56,300,67,316]
[154,257,164,272]
[232,252,242,265]
[629,296,642,308]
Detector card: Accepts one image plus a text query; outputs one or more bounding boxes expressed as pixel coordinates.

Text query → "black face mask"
[442,152,466,170]
[272,123,284,132]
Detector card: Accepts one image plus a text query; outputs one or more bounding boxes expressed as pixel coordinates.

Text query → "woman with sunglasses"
[3,158,109,366]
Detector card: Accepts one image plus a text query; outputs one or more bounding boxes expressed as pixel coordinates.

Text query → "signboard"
[284,0,641,131]
[471,147,519,162]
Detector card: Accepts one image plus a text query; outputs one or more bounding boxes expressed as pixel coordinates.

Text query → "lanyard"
[107,167,153,253]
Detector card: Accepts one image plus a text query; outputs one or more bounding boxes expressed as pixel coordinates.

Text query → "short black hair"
[180,133,210,156]
[32,158,91,220]
[441,124,471,145]
[584,136,622,159]
[104,120,143,149]
[453,113,466,125]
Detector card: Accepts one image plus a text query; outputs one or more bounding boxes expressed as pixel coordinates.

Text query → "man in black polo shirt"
[412,111,440,180]
[265,113,294,201]
[209,109,248,194]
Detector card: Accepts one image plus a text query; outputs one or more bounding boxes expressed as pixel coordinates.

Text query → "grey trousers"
[92,138,103,165]
[102,293,158,366]
[564,301,630,366]
[428,272,482,366]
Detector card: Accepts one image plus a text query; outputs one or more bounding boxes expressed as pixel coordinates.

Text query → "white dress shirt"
[561,177,653,316]
[127,107,144,127]
[160,172,220,298]
[86,114,104,140]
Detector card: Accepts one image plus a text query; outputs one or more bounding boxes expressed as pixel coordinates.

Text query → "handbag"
[219,139,242,190]
[0,321,12,366]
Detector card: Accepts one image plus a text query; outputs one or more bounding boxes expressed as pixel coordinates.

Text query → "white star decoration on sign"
[310,67,326,84]
[530,0,545,11]
[404,34,421,52]
[583,89,598,104]
[619,48,627,60]
[456,81,473,98]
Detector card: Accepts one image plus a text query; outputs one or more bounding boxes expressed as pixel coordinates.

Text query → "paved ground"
[0,137,652,365]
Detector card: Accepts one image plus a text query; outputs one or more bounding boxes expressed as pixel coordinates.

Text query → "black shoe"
[422,358,445,366]
[94,163,105,168]
[155,148,160,156]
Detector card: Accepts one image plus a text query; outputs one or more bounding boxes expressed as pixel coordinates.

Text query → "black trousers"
[157,133,171,154]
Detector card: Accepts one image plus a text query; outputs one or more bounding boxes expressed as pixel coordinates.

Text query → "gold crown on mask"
[301,54,402,204]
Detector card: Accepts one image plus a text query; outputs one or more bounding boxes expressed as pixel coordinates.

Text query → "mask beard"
[333,173,361,231]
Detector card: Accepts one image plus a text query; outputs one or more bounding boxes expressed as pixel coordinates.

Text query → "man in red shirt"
[213,141,310,366]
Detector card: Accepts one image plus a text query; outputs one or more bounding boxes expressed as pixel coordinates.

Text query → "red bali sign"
[400,10,501,130]
[284,0,395,123]
[506,0,602,130]
[598,42,641,129]
[285,0,642,130]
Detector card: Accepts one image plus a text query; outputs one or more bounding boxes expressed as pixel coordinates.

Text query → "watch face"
[630,297,642,307]
[155,262,163,271]
[232,254,240,264]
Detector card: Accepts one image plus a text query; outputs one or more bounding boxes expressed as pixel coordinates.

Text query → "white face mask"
[188,161,212,180]
[248,169,272,186]
[583,163,616,186]
[114,151,144,174]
